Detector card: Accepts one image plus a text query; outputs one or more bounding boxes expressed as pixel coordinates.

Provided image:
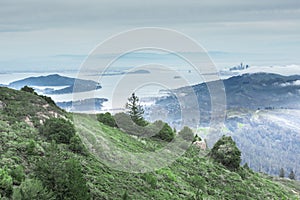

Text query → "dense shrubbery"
[152,120,175,142]
[209,135,241,170]
[178,126,194,142]
[40,118,75,144]
[34,143,90,200]
[12,179,55,200]
[0,167,13,197]
[20,86,36,94]
[1,87,300,199]
[97,112,117,127]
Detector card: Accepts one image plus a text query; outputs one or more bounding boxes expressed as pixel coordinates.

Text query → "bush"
[69,135,87,155]
[209,135,241,171]
[152,121,175,142]
[12,179,55,200]
[40,118,75,144]
[20,86,36,94]
[34,143,90,199]
[97,112,117,127]
[178,126,194,142]
[0,167,13,198]
[10,165,25,185]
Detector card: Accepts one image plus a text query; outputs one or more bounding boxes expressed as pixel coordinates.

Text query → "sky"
[0,0,300,72]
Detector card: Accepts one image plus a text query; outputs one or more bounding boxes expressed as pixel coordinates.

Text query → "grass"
[1,86,299,199]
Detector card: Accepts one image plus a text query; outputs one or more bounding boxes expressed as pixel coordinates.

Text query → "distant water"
[0,69,228,111]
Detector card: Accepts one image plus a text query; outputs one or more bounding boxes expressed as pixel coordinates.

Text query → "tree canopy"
[209,135,241,171]
[126,93,147,126]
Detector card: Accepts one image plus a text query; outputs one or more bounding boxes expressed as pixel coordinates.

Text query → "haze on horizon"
[0,0,299,72]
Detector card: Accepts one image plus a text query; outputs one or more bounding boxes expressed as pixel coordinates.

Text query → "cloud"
[0,0,299,32]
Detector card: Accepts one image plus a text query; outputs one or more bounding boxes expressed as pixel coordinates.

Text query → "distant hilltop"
[7,74,101,94]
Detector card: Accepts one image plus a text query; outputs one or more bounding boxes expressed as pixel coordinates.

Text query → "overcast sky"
[0,0,299,71]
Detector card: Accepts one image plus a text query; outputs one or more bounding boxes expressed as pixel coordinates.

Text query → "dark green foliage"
[178,126,194,142]
[20,86,56,106]
[288,170,295,180]
[1,87,300,200]
[40,118,75,144]
[243,163,250,170]
[209,135,241,170]
[64,158,90,200]
[12,179,55,200]
[279,168,285,178]
[126,93,147,126]
[193,134,202,143]
[122,191,129,200]
[97,112,117,127]
[20,86,36,94]
[10,165,25,185]
[39,95,57,107]
[152,120,175,142]
[69,135,87,155]
[34,143,90,200]
[26,139,36,155]
[0,167,13,198]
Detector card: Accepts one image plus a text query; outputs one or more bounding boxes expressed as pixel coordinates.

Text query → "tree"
[209,135,241,171]
[126,93,147,126]
[178,126,194,142]
[279,168,285,178]
[152,121,175,142]
[40,118,75,144]
[288,170,295,180]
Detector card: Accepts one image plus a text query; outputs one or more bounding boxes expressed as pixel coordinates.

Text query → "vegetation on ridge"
[0,87,299,199]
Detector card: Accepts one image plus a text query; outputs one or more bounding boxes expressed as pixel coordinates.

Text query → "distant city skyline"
[0,0,299,72]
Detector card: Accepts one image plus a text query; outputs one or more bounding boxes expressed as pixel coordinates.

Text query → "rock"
[193,140,207,150]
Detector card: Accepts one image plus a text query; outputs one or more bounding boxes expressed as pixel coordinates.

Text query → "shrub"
[178,126,194,142]
[97,112,117,127]
[12,179,55,200]
[10,165,25,185]
[40,118,75,144]
[20,86,36,94]
[152,121,175,142]
[0,167,13,198]
[69,135,87,155]
[209,135,241,171]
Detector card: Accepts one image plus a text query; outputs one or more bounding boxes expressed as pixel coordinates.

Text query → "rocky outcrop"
[193,140,207,150]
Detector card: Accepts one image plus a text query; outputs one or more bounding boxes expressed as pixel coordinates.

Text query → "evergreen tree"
[126,93,147,126]
[279,168,285,178]
[209,135,241,171]
[288,170,295,180]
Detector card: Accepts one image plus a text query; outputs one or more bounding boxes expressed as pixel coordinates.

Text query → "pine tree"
[209,135,241,171]
[288,170,295,180]
[126,93,147,126]
[279,168,285,178]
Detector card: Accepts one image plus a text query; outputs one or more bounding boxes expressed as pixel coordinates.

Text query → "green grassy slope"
[0,87,299,199]
[75,113,300,199]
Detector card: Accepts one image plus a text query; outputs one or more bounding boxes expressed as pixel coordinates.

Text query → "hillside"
[154,73,300,125]
[152,72,300,180]
[0,87,299,199]
[7,74,101,94]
